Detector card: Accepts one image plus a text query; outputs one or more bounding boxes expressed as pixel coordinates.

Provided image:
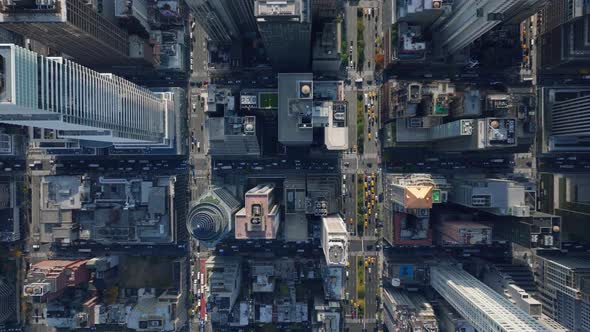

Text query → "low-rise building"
[306,175,341,217]
[239,90,279,112]
[23,260,90,301]
[126,289,186,331]
[206,85,235,115]
[204,256,242,324]
[396,22,427,62]
[251,262,275,293]
[315,311,340,332]
[435,220,492,246]
[36,175,179,245]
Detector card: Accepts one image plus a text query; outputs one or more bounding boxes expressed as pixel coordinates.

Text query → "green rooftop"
[259,92,278,109]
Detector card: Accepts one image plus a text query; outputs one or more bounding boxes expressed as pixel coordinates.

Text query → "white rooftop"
[322,215,347,234]
[431,265,550,332]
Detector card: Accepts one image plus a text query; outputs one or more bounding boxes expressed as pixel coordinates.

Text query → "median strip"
[356,257,365,319]
[357,92,365,155]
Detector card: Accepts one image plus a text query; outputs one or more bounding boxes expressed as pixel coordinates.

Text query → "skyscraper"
[0,44,174,145]
[434,0,547,56]
[255,0,311,71]
[311,0,336,21]
[226,0,258,35]
[186,0,241,44]
[0,279,15,323]
[534,255,590,332]
[0,0,152,66]
[450,178,530,217]
[430,265,552,332]
[539,86,590,152]
[537,0,590,69]
[234,184,281,240]
[321,215,349,266]
[383,173,435,246]
[187,187,241,247]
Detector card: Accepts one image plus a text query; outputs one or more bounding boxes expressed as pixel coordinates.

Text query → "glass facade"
[0,44,167,143]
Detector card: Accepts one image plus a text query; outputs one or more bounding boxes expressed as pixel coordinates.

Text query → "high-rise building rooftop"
[0,44,176,146]
[0,0,153,66]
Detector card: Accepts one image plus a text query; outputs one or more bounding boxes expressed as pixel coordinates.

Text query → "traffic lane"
[346,257,358,316]
[53,243,187,257]
[346,3,358,68]
[187,87,209,202]
[189,90,206,147]
[363,10,376,72]
[0,159,26,173]
[344,174,357,235]
[364,261,379,319]
[214,239,325,258]
[190,23,209,81]
[345,90,358,153]
[382,0,392,32]
[361,90,378,157]
[358,169,379,237]
[359,256,379,325]
[52,159,188,175]
[350,240,363,252]
[208,71,277,90]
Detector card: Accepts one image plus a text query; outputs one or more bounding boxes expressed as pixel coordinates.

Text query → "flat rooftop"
[278,73,314,145]
[255,0,301,18]
[38,175,175,244]
[322,215,347,234]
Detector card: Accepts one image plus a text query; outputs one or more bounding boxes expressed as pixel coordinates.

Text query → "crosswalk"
[349,251,379,256]
[344,318,377,324]
[350,236,377,241]
[361,153,379,159]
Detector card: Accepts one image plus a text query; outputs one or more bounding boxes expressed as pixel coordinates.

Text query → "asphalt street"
[188,20,213,332]
[343,1,385,331]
